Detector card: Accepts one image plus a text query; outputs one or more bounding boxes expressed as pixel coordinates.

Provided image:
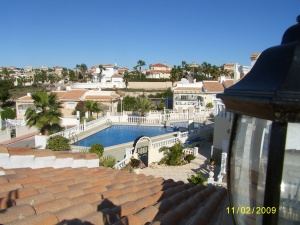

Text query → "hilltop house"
[146,63,171,79]
[88,64,125,88]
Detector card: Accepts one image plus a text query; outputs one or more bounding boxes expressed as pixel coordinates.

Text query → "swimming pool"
[74,125,174,147]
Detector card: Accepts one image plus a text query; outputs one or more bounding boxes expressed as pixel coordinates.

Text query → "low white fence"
[49,116,108,140]
[183,147,198,156]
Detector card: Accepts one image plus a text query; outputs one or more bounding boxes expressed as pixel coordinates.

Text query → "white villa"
[172,78,234,113]
[146,63,171,79]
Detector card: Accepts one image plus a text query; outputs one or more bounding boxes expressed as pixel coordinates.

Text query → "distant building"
[146,63,171,79]
[117,67,129,75]
[53,66,64,76]
[173,78,235,112]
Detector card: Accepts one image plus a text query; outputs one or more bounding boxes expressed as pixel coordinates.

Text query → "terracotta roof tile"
[0,145,8,153]
[203,81,224,93]
[54,203,95,222]
[223,79,235,88]
[0,167,230,225]
[15,192,54,206]
[0,204,36,224]
[6,212,59,225]
[34,198,72,214]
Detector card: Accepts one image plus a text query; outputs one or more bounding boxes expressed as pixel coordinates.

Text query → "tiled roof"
[0,167,229,225]
[202,81,224,93]
[84,95,119,102]
[147,70,171,74]
[0,147,98,159]
[112,74,123,78]
[52,90,87,101]
[173,87,202,94]
[17,90,87,102]
[150,63,169,68]
[222,79,235,89]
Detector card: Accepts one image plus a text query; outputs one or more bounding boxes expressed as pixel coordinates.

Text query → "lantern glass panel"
[279,122,300,224]
[230,115,272,225]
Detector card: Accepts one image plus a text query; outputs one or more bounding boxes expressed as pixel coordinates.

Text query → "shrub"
[89,144,104,158]
[100,155,116,168]
[205,102,213,109]
[130,158,140,168]
[188,172,207,185]
[184,154,196,163]
[159,143,184,166]
[47,135,70,151]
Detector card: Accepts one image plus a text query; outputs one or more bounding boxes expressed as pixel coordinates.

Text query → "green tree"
[34,71,47,84]
[134,96,153,116]
[0,88,10,105]
[76,64,88,81]
[25,91,62,135]
[123,96,137,111]
[159,142,184,166]
[68,69,77,81]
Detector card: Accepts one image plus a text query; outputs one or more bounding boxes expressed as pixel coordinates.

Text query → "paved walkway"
[134,140,215,183]
[0,131,38,146]
[135,154,210,183]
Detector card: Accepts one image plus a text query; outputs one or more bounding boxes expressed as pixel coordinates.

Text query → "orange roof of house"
[147,70,171,74]
[0,164,229,225]
[203,81,224,93]
[222,79,235,89]
[150,63,169,68]
[17,90,87,102]
[84,95,119,102]
[52,90,87,101]
[173,87,202,93]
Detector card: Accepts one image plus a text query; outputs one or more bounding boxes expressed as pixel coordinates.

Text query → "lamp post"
[218,16,300,225]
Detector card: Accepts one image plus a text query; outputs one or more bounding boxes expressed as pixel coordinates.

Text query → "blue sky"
[0,0,298,69]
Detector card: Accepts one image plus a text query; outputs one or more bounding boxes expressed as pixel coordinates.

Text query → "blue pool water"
[74,125,174,147]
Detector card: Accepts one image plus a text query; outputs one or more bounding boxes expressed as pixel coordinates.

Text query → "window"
[279,123,300,224]
[230,115,272,225]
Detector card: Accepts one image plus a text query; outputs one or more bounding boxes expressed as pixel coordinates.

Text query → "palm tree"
[98,65,106,82]
[25,91,62,135]
[75,64,87,81]
[123,71,130,89]
[134,96,153,116]
[170,66,179,86]
[85,100,94,118]
[94,103,101,118]
[85,100,101,118]
[136,60,146,79]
